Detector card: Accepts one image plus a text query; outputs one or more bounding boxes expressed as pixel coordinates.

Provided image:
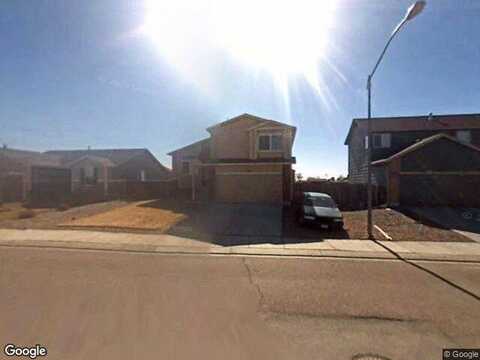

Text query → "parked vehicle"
[297,192,344,230]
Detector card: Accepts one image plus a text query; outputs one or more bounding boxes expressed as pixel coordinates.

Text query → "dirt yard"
[0,203,50,222]
[283,207,471,242]
[0,201,129,230]
[1,200,472,243]
[60,201,187,232]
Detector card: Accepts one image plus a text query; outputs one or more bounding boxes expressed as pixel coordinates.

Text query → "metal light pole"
[366,1,426,239]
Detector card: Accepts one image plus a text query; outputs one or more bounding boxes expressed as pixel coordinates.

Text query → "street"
[1,246,479,360]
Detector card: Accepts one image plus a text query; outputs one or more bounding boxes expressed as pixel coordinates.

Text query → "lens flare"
[141,0,340,113]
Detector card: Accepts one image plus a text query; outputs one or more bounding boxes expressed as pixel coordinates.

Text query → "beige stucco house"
[168,113,296,205]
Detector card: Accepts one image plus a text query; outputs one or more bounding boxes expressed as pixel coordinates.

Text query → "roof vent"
[427,112,434,121]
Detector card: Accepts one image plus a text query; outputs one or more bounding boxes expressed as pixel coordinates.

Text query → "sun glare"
[212,0,336,74]
[141,0,338,107]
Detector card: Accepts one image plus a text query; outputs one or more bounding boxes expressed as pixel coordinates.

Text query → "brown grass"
[17,209,36,219]
[0,203,38,221]
[61,201,187,232]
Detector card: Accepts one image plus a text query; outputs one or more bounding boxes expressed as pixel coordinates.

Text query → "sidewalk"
[1,229,480,262]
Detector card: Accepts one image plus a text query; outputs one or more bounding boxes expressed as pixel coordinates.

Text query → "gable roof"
[167,138,210,156]
[168,114,297,156]
[44,148,149,166]
[371,133,480,166]
[0,147,62,167]
[345,113,480,145]
[65,155,116,167]
[207,113,296,135]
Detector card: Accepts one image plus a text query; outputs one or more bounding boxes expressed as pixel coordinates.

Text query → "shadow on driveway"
[140,200,348,246]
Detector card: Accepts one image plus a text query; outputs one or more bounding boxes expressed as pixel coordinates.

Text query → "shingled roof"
[345,113,480,145]
[0,147,62,167]
[44,148,151,166]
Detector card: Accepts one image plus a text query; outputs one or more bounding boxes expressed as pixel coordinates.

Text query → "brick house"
[344,113,480,206]
[168,113,296,205]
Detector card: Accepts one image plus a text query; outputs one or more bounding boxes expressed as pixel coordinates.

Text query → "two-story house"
[168,113,296,205]
[345,113,480,206]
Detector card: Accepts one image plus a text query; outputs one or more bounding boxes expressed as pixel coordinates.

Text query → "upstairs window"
[258,134,283,151]
[181,161,190,174]
[372,133,391,148]
[271,135,282,150]
[456,130,471,143]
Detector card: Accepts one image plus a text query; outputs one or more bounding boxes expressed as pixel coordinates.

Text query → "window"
[372,133,391,148]
[304,195,337,208]
[139,170,146,182]
[259,135,270,150]
[271,135,282,150]
[81,166,98,185]
[258,134,283,151]
[456,130,471,143]
[181,161,190,174]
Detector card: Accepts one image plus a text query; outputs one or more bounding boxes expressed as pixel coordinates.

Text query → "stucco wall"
[209,117,258,159]
[111,153,170,181]
[210,118,293,161]
[70,158,109,192]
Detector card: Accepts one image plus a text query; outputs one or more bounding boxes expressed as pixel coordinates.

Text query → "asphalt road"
[1,247,479,360]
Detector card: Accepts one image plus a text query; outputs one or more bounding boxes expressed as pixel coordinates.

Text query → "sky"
[0,0,479,178]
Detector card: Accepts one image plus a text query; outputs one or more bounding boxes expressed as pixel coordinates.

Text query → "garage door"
[399,175,480,207]
[215,173,283,204]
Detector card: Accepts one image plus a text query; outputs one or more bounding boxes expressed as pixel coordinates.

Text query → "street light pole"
[366,1,426,239]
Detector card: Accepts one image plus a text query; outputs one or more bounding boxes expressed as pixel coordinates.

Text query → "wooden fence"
[0,174,23,202]
[294,181,386,210]
[30,166,71,205]
[68,179,179,204]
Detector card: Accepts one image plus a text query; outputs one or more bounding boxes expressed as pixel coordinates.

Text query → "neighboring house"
[344,113,480,206]
[168,113,296,205]
[45,148,171,194]
[0,146,63,201]
[1,146,171,202]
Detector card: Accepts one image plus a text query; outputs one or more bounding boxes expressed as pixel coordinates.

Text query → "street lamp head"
[405,1,426,21]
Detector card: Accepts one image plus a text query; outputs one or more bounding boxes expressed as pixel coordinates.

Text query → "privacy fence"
[27,168,178,207]
[294,181,386,210]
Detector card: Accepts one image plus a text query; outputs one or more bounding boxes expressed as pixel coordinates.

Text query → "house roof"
[0,147,62,167]
[168,113,297,157]
[344,113,480,145]
[202,157,296,164]
[167,138,210,156]
[45,148,150,166]
[371,133,480,166]
[207,113,296,135]
[65,155,116,167]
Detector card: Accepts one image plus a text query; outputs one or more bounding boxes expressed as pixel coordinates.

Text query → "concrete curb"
[1,228,480,262]
[1,235,480,262]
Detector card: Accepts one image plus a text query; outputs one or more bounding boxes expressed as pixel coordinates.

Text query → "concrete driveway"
[406,207,480,243]
[195,203,282,240]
